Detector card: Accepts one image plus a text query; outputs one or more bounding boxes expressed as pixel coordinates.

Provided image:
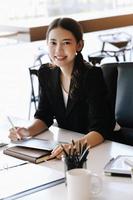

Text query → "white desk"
[19,140,133,200]
[0,119,133,200]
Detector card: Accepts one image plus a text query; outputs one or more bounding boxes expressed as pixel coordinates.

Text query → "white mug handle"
[90,173,102,195]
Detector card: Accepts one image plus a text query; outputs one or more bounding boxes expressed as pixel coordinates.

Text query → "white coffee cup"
[66,168,102,200]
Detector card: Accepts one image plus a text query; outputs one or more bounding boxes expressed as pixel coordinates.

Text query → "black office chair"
[28,51,50,119]
[101,62,133,146]
[28,65,40,119]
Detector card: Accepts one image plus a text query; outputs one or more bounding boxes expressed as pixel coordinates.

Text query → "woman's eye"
[49,41,56,45]
[63,41,71,45]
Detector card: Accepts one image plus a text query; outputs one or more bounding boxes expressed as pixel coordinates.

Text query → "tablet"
[104,155,133,177]
[12,138,59,151]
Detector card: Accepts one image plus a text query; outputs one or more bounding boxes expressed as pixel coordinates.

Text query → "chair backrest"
[101,62,118,117]
[101,62,133,128]
[29,67,39,102]
[116,63,133,127]
[28,65,40,119]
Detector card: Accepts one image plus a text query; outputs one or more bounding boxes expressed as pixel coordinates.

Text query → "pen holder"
[61,140,90,185]
[62,155,87,185]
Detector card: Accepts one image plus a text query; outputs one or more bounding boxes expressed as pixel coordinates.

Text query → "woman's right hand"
[8,127,30,141]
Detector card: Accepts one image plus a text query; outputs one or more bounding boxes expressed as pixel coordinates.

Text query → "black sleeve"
[34,65,54,127]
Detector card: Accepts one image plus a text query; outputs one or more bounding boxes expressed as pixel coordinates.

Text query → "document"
[0,163,65,200]
[11,137,59,151]
[0,152,28,171]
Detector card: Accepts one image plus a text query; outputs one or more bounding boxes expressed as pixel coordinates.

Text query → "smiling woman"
[8,17,115,161]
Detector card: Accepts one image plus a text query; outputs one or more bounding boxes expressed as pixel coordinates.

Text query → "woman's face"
[47,27,82,68]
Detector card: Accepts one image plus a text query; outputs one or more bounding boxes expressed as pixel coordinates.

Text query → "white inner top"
[61,86,68,107]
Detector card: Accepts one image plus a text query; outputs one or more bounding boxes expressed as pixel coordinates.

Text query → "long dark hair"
[46,17,85,99]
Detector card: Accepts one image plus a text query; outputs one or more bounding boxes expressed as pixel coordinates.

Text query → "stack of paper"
[0,163,65,199]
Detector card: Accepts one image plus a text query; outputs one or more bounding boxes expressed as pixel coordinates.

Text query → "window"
[0,0,133,23]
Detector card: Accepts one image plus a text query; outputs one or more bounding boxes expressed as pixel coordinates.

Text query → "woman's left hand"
[50,143,71,159]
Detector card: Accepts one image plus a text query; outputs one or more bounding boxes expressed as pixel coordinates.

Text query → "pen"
[79,146,90,166]
[7,116,16,130]
[61,144,69,156]
[7,116,21,140]
[78,140,82,154]
[72,139,75,146]
[81,140,87,154]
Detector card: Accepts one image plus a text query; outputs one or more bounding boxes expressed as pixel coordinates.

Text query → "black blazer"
[35,63,115,139]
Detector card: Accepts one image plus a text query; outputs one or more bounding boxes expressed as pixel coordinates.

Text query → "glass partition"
[0,0,133,23]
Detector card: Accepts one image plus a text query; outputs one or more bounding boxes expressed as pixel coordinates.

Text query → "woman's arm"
[8,119,48,141]
[28,119,48,137]
[80,131,104,147]
[50,131,104,159]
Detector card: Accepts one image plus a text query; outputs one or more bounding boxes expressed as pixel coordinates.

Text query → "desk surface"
[0,117,133,200]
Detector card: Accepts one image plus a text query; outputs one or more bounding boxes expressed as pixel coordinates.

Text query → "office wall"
[29,13,133,41]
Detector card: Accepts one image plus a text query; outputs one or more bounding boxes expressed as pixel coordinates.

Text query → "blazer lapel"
[66,88,79,117]
[51,69,66,117]
[66,96,75,116]
[51,67,81,118]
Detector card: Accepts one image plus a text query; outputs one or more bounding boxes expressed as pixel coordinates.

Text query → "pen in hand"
[7,116,21,140]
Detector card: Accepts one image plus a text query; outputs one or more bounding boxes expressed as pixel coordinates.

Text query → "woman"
[9,17,115,158]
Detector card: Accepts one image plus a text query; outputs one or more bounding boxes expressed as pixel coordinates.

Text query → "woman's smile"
[54,55,67,61]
